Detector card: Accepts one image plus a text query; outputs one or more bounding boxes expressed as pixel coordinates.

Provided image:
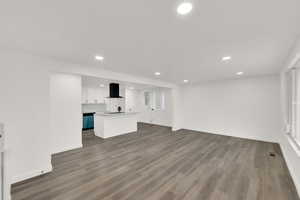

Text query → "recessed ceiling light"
[155,72,161,76]
[95,55,104,61]
[129,86,135,90]
[177,2,193,15]
[222,56,231,61]
[183,79,189,83]
[236,72,244,75]
[99,84,105,87]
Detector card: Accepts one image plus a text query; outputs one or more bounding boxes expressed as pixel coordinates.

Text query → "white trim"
[286,135,300,157]
[11,164,53,184]
[280,139,300,197]
[280,45,300,198]
[6,193,11,200]
[288,53,300,69]
[140,121,172,129]
[52,143,83,155]
[181,128,277,143]
[172,127,182,132]
[284,67,300,155]
[283,154,300,197]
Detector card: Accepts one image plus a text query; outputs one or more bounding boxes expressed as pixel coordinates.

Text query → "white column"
[172,86,184,131]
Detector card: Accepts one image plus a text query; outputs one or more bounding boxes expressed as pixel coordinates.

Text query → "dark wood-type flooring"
[11,123,299,200]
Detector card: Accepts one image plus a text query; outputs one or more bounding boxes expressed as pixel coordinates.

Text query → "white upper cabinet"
[82,86,109,104]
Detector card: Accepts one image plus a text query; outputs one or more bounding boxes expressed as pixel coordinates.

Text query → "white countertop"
[95,112,139,117]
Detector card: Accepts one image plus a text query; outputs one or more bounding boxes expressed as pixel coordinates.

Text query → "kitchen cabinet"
[82,87,108,104]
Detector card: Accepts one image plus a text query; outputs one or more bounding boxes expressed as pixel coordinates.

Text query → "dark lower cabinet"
[83,113,95,130]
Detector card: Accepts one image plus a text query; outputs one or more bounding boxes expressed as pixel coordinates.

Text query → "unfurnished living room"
[0,0,300,200]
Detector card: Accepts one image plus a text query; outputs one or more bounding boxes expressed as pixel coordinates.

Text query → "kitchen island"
[94,112,138,138]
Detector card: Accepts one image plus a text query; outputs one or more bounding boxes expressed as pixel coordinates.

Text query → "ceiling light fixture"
[99,84,105,87]
[183,79,189,83]
[236,72,244,75]
[95,55,104,61]
[155,72,161,76]
[129,86,135,90]
[222,56,231,61]
[177,2,193,15]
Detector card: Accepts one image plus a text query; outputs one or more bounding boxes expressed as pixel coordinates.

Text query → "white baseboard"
[181,127,276,143]
[7,143,82,200]
[139,121,172,128]
[11,164,53,184]
[282,150,300,197]
[6,163,52,200]
[11,143,82,184]
[279,137,300,197]
[172,127,182,131]
[52,143,83,155]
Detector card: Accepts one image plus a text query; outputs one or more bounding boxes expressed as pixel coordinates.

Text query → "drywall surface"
[125,89,141,113]
[182,75,282,142]
[0,52,52,199]
[50,73,82,154]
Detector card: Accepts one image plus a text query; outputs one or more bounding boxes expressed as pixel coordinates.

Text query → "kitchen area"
[81,76,173,140]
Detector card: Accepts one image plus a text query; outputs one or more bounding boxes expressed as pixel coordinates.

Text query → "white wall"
[50,73,82,154]
[182,75,282,142]
[279,38,300,195]
[0,52,52,200]
[125,89,140,113]
[171,87,184,131]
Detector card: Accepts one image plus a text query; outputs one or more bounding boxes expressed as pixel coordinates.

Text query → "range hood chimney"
[109,83,123,98]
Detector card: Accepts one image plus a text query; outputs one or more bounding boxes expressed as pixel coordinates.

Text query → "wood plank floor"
[11,123,299,200]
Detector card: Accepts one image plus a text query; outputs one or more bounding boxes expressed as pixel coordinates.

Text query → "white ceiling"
[1,0,299,83]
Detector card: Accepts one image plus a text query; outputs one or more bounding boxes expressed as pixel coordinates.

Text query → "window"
[285,68,300,149]
[144,90,165,110]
